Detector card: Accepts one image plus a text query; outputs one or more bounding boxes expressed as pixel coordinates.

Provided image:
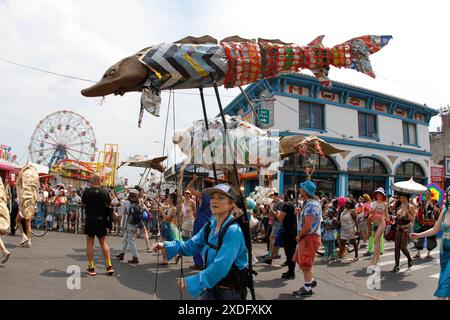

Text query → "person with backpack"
[115,189,142,264]
[152,183,250,300]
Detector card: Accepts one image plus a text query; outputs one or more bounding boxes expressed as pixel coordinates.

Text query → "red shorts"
[293,234,321,270]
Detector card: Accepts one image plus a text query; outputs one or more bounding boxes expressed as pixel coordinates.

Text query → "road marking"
[430,273,440,279]
[377,250,440,267]
[398,259,440,273]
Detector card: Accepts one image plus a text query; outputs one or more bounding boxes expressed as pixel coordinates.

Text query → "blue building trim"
[343,173,348,197]
[279,171,284,194]
[336,173,342,196]
[222,74,438,124]
[279,131,432,157]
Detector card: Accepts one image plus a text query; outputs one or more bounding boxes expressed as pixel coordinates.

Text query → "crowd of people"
[1,173,449,301]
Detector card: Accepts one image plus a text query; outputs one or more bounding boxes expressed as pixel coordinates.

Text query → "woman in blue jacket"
[152,183,248,300]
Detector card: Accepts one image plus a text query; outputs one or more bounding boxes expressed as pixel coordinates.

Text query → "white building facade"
[223,74,438,198]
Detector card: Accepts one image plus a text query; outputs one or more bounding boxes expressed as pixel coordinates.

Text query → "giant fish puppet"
[81,35,392,125]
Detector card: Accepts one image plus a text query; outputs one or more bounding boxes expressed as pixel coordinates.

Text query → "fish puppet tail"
[331,35,393,78]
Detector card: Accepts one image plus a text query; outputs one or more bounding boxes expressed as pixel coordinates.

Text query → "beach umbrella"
[392,177,428,195]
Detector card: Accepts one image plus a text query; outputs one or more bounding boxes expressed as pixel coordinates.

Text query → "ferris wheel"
[28,110,97,167]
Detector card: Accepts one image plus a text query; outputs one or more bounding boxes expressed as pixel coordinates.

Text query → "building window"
[348,156,389,199]
[395,161,425,184]
[299,101,324,130]
[358,112,377,138]
[402,122,417,145]
[348,157,388,175]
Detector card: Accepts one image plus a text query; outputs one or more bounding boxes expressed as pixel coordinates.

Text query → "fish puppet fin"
[333,35,393,78]
[311,67,332,88]
[308,35,325,47]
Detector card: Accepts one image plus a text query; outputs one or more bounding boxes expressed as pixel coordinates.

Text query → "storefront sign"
[431,166,445,182]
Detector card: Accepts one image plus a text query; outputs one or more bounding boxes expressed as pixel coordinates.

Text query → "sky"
[1,0,449,186]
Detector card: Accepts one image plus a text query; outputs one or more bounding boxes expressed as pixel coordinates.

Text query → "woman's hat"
[337,196,346,208]
[372,187,387,201]
[203,184,237,203]
[299,180,317,197]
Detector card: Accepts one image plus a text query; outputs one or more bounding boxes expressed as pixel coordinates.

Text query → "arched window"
[348,157,388,175]
[395,162,426,184]
[348,157,389,199]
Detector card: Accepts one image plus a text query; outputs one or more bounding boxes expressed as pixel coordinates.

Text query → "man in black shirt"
[82,174,114,276]
[277,189,297,280]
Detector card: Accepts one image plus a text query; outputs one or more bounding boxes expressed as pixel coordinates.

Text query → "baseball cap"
[203,183,237,203]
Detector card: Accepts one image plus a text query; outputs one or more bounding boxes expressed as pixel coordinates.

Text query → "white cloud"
[0,0,448,185]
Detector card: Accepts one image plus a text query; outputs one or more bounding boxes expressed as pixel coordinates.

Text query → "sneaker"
[364,252,373,256]
[311,280,318,288]
[293,287,313,296]
[281,272,295,280]
[19,236,29,246]
[1,252,11,264]
[106,266,114,275]
[23,240,31,248]
[86,268,97,276]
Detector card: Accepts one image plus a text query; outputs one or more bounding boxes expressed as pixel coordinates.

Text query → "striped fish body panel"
[138,43,228,90]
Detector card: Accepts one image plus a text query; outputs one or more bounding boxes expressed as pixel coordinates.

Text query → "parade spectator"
[46,189,56,231]
[322,208,338,262]
[268,192,283,260]
[186,175,213,270]
[358,194,371,248]
[158,192,180,265]
[115,189,141,264]
[278,189,297,280]
[414,192,439,259]
[182,206,195,240]
[411,188,450,300]
[337,199,359,262]
[391,192,414,272]
[367,188,390,269]
[110,191,122,235]
[67,188,81,233]
[82,173,114,276]
[135,186,151,252]
[293,180,321,296]
[55,190,67,232]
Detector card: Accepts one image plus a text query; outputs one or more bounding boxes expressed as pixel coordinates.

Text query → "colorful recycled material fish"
[81,35,392,125]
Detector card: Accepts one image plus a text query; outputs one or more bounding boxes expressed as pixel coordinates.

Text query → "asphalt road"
[0,232,441,300]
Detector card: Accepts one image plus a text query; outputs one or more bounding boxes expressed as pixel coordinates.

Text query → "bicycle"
[10,214,48,237]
